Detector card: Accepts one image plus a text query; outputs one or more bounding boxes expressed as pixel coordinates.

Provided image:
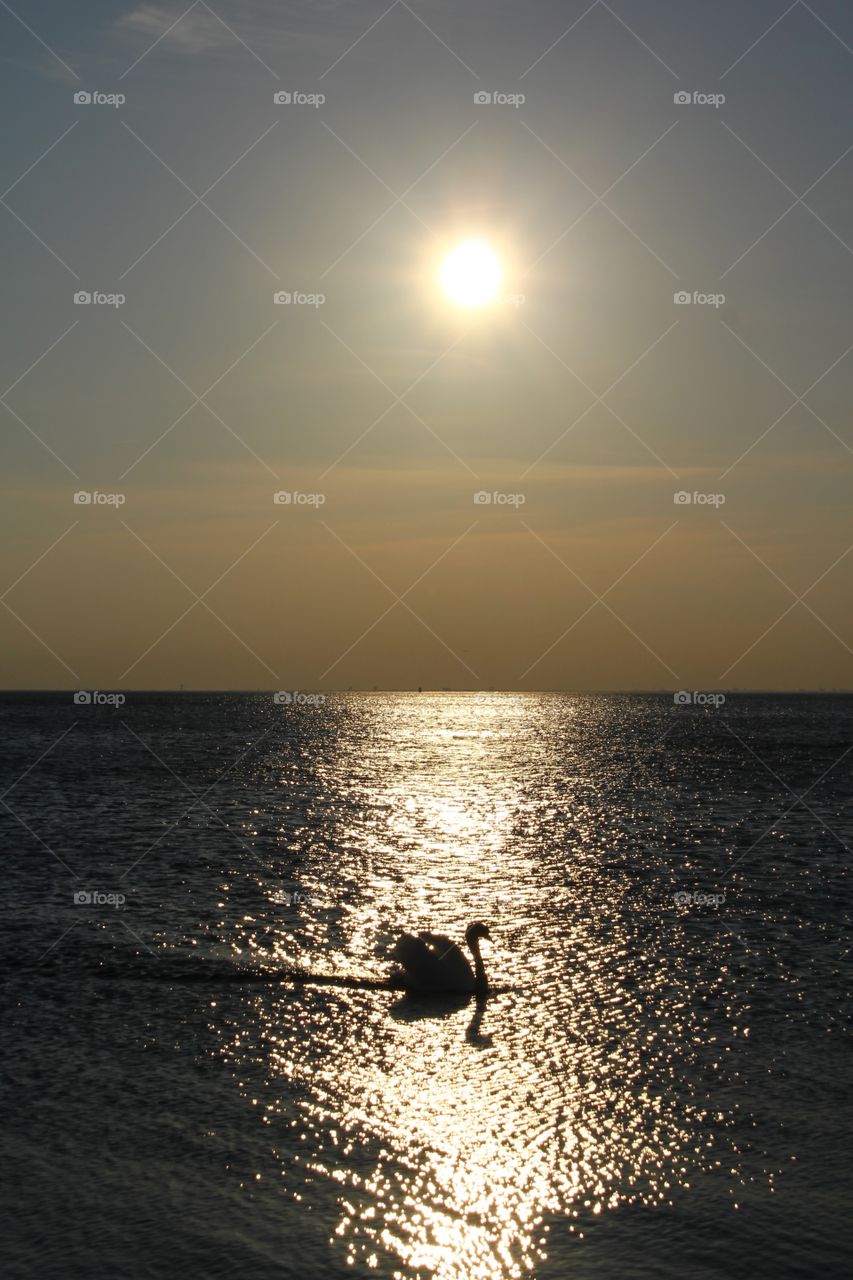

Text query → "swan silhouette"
[389,922,492,995]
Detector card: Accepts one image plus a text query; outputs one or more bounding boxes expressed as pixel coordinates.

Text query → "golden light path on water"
[217,696,747,1278]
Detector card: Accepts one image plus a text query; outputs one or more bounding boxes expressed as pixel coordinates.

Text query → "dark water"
[1,692,851,1279]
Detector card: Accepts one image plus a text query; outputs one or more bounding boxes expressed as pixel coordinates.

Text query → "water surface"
[2,693,851,1278]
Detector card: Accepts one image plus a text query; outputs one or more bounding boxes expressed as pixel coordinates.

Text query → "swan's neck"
[469,938,489,995]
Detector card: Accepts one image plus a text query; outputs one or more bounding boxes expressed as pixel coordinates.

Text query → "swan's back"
[390,931,476,993]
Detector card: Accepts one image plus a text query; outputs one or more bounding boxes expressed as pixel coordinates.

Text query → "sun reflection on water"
[217,695,745,1278]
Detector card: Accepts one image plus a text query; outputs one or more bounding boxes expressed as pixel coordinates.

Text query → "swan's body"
[389,922,491,995]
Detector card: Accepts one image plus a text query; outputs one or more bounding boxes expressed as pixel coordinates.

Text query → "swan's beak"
[482,926,492,940]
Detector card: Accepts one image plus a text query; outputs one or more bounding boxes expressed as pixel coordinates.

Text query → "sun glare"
[440,240,502,307]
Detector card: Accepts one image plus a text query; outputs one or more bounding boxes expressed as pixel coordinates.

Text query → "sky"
[1,0,852,691]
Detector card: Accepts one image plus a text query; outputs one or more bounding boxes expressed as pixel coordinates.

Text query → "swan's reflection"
[465,997,494,1048]
[218,696,745,1279]
[387,991,474,1022]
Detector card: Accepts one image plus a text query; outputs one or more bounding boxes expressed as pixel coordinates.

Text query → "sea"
[1,692,851,1279]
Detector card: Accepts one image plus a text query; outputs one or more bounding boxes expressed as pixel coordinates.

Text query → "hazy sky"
[2,0,852,690]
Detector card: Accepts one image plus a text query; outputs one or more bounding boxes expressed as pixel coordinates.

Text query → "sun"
[440,240,502,307]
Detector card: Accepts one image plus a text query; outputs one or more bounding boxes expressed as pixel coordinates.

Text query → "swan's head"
[465,921,491,946]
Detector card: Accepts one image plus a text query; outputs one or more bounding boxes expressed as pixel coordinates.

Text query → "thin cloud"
[117,4,235,56]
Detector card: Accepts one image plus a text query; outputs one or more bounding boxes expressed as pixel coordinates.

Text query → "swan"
[389,922,492,996]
